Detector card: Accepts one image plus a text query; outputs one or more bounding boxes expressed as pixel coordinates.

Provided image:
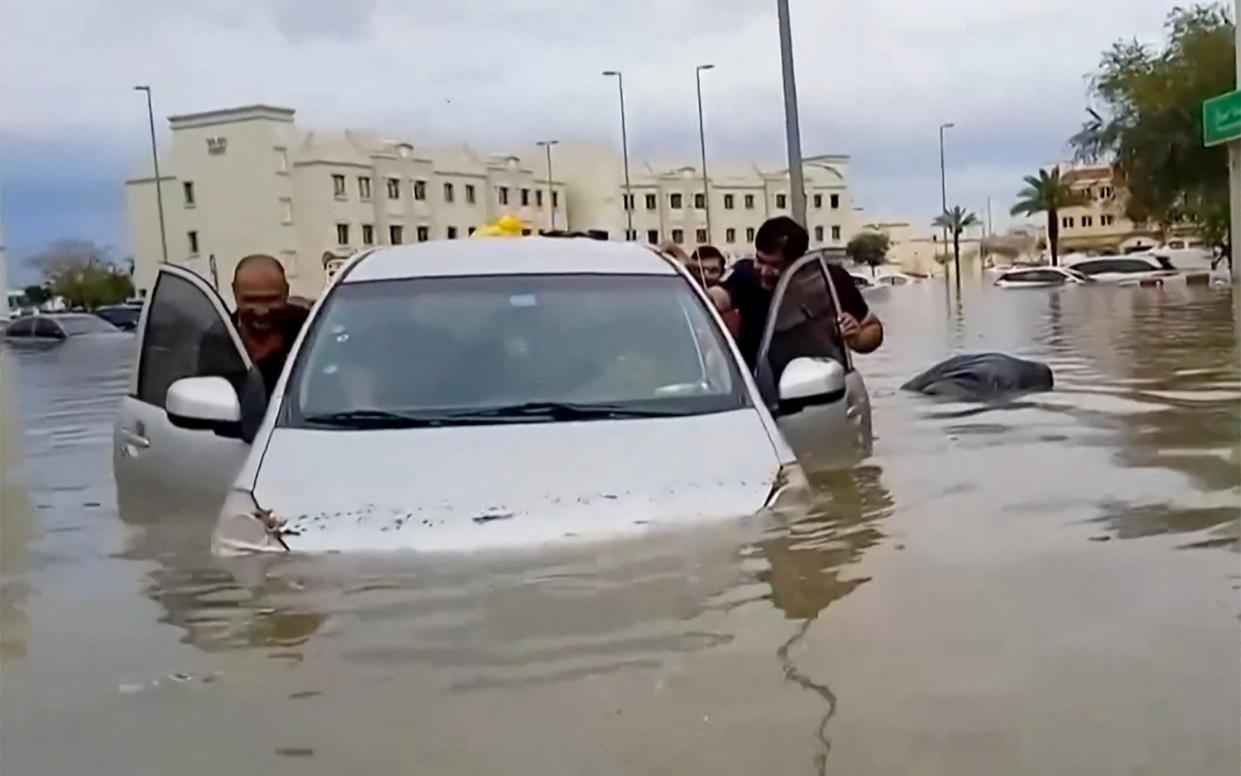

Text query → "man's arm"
[828,265,884,353]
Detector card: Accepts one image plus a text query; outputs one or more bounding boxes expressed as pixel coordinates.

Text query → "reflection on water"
[1,284,1238,775]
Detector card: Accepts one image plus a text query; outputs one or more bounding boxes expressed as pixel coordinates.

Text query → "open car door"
[753,255,873,467]
[113,265,253,516]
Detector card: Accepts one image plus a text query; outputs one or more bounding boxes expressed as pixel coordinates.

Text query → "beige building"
[126,105,857,301]
[1056,163,1201,254]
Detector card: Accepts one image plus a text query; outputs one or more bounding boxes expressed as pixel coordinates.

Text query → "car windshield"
[58,314,118,335]
[284,273,748,428]
[1004,270,1064,283]
[96,307,140,326]
[1073,258,1160,276]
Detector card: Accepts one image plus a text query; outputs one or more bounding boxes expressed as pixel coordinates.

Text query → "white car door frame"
[113,265,254,515]
[752,255,872,465]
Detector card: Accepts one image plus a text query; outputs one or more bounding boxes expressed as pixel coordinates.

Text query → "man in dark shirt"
[229,254,309,394]
[709,216,883,366]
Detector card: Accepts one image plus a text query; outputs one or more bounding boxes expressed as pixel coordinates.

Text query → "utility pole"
[602,71,633,239]
[134,86,169,264]
[776,0,807,227]
[695,64,715,243]
[536,140,559,231]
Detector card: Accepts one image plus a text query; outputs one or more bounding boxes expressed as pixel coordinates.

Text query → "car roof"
[345,237,679,283]
[1000,266,1064,274]
[1063,254,1157,266]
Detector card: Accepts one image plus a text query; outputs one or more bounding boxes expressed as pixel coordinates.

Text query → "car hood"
[233,409,781,553]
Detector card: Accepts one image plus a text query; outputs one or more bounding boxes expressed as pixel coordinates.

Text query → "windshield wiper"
[301,409,451,428]
[445,401,682,422]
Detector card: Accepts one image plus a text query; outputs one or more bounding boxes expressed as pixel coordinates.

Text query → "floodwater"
[2,280,1238,775]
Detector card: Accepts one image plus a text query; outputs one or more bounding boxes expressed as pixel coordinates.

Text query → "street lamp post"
[134,85,169,263]
[536,140,560,231]
[776,0,807,227]
[602,71,633,240]
[695,64,715,245]
[938,122,955,254]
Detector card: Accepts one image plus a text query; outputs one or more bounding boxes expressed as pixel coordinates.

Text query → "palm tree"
[1009,167,1084,267]
[932,205,980,281]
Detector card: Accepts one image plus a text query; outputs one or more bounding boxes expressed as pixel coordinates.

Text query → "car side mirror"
[166,376,243,438]
[777,357,846,414]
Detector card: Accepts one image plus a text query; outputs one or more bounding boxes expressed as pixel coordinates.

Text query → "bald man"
[230,254,308,393]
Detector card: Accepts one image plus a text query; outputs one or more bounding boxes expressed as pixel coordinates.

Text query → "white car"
[114,239,872,554]
[994,267,1090,288]
[875,272,920,287]
[1063,254,1178,284]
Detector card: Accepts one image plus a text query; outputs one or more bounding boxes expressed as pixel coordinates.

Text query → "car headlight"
[211,489,289,556]
[764,462,811,511]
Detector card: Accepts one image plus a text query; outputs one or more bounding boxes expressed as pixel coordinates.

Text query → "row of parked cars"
[3,302,142,342]
[992,252,1212,288]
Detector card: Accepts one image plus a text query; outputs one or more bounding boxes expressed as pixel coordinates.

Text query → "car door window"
[752,255,846,406]
[136,272,248,408]
[33,318,65,339]
[5,318,35,337]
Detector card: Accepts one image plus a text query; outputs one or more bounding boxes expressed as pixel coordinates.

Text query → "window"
[1083,187,1093,199]
[521,188,531,207]
[723,194,735,210]
[332,174,347,198]
[183,181,195,207]
[386,177,400,200]
[813,194,822,209]
[776,193,788,209]
[443,182,454,203]
[281,199,293,224]
[814,226,824,242]
[468,226,477,236]
[695,192,706,209]
[625,230,637,241]
[647,229,659,244]
[696,228,708,244]
[137,273,246,409]
[1062,216,1074,228]
[671,228,684,244]
[830,194,840,209]
[744,194,755,210]
[336,223,350,246]
[670,193,683,209]
[1100,186,1113,199]
[358,176,372,200]
[389,225,403,244]
[623,193,635,211]
[362,224,375,245]
[645,193,657,210]
[414,180,427,201]
[1102,214,1115,226]
[725,227,736,243]
[498,186,510,205]
[417,226,430,242]
[447,226,458,240]
[285,274,746,425]
[536,189,544,208]
[187,230,200,255]
[276,147,289,173]
[831,226,841,241]
[522,228,533,236]
[1082,215,1094,227]
[465,184,476,204]
[552,191,559,208]
[746,227,756,242]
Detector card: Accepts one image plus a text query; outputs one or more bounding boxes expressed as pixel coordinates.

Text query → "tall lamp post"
[536,139,560,231]
[134,85,169,264]
[695,64,716,244]
[775,0,807,227]
[938,122,955,254]
[602,71,633,240]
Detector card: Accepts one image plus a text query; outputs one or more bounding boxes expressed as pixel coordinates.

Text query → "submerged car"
[95,304,143,331]
[4,313,122,341]
[994,267,1090,288]
[1063,255,1177,284]
[114,239,872,554]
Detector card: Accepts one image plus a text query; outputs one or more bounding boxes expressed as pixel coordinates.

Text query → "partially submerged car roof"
[345,237,679,283]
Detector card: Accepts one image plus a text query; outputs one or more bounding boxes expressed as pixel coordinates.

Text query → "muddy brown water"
[2,281,1238,775]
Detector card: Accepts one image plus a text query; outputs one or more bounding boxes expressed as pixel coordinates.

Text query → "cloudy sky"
[1,0,1183,279]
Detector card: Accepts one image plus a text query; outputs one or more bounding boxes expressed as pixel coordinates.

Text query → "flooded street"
[2,281,1238,775]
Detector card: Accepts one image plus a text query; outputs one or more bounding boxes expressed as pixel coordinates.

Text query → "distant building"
[1056,163,1202,254]
[125,105,859,302]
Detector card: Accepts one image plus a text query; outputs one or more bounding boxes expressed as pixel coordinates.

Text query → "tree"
[845,231,891,276]
[22,285,51,306]
[1070,4,1234,246]
[932,206,980,280]
[1010,168,1084,266]
[31,239,134,309]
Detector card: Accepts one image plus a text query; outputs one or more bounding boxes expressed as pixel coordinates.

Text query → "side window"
[136,273,246,408]
[5,318,34,337]
[753,258,845,405]
[33,318,64,339]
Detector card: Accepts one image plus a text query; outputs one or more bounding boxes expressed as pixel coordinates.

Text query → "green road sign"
[1203,89,1241,146]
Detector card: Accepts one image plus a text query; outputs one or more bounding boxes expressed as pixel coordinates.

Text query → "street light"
[938,122,955,252]
[536,140,560,231]
[776,0,807,227]
[134,85,168,263]
[695,64,715,244]
[602,70,634,240]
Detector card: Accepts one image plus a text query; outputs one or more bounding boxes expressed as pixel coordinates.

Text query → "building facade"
[1055,164,1202,254]
[126,105,856,301]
